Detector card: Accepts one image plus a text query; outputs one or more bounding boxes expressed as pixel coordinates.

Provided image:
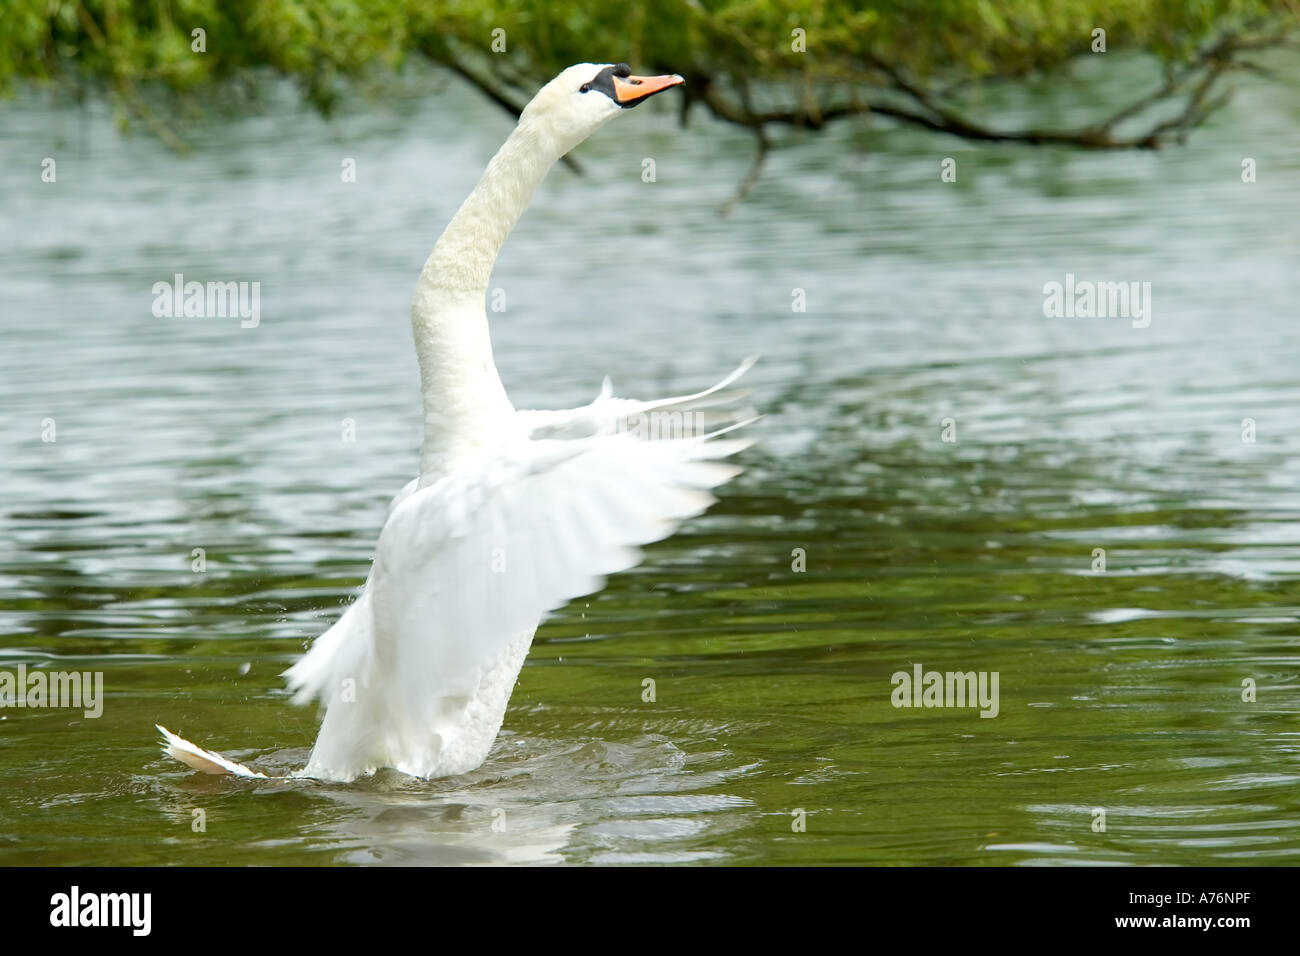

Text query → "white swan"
[158,62,756,783]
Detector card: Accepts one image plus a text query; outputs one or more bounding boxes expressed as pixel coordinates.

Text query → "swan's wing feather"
[383,430,751,692]
[517,356,758,439]
[291,428,751,732]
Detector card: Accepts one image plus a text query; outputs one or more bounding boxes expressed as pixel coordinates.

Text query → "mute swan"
[158,62,756,783]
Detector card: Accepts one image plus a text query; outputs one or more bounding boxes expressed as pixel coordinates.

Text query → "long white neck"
[410,121,558,479]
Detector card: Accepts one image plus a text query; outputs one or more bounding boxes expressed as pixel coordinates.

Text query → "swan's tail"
[155,724,269,778]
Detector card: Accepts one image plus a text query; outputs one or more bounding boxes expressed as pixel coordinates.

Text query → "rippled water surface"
[2,64,1299,865]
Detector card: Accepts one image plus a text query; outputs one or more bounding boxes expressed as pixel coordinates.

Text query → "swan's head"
[520,62,684,156]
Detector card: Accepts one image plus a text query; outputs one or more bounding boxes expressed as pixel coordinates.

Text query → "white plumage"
[158,62,756,783]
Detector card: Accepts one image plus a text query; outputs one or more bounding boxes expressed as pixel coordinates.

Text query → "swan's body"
[158,63,756,783]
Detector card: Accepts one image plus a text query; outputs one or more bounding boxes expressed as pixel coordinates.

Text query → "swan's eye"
[579,83,591,93]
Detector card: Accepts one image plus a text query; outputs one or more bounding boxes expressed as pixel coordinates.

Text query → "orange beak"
[612,73,685,106]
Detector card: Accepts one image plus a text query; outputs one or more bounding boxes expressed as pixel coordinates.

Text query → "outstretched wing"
[285,422,755,740]
[375,426,752,697]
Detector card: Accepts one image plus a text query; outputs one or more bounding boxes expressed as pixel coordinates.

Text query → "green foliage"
[0,1,1293,121]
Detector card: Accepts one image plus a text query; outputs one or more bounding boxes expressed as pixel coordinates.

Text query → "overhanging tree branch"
[690,23,1296,152]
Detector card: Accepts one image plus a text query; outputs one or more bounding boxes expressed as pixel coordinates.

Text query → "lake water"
[1,61,1298,865]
